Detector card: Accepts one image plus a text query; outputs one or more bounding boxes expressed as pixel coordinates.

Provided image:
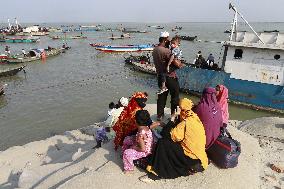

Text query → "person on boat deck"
[153,31,184,121]
[113,92,148,150]
[94,97,129,149]
[122,110,154,174]
[5,46,10,56]
[22,49,27,57]
[144,98,208,181]
[196,51,202,59]
[193,87,223,149]
[195,54,207,68]
[216,85,229,133]
[207,53,214,67]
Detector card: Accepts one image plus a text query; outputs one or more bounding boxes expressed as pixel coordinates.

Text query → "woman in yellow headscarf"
[145,98,208,180]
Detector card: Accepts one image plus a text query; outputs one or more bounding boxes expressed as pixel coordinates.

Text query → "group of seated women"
[108,85,229,180]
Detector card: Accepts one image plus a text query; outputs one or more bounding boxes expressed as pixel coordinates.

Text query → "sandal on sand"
[139,175,154,183]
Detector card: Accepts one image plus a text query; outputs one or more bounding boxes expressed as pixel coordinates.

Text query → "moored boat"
[0,65,26,77]
[0,84,6,95]
[50,35,87,40]
[90,44,154,53]
[177,3,284,112]
[131,61,156,75]
[180,35,197,41]
[0,54,8,62]
[0,36,40,43]
[7,48,62,63]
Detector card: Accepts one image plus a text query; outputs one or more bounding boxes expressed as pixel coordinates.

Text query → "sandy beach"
[0,104,283,189]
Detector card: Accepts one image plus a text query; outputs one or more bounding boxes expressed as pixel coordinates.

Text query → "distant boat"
[224,29,231,33]
[108,33,131,40]
[50,35,87,40]
[180,35,197,41]
[16,31,49,36]
[0,36,40,43]
[147,25,164,29]
[0,65,26,77]
[156,26,164,29]
[263,30,279,33]
[123,28,148,33]
[172,26,182,31]
[90,44,154,53]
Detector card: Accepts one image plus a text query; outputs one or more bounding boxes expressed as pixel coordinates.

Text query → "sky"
[1,0,284,23]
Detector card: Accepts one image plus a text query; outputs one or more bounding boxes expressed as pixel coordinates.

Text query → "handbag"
[206,128,241,169]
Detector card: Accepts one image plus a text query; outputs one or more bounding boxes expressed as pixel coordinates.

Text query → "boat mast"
[15,18,19,30]
[8,19,12,30]
[229,3,264,44]
[229,7,238,41]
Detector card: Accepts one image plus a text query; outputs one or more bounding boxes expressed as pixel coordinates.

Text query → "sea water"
[0,22,283,151]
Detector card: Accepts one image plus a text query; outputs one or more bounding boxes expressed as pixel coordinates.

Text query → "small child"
[93,98,129,149]
[167,36,182,73]
[108,102,116,116]
[122,110,153,174]
[94,102,117,149]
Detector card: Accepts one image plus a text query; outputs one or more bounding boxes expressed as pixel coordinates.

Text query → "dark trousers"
[157,76,179,118]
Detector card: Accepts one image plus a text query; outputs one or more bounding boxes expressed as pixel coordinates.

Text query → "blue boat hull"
[177,66,284,112]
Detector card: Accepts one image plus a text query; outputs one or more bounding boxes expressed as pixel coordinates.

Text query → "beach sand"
[0,104,283,189]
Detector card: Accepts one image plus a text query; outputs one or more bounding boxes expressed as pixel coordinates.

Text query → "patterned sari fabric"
[113,92,148,150]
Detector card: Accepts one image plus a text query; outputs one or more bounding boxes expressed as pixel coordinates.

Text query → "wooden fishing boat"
[0,54,8,62]
[180,35,197,41]
[7,48,62,63]
[131,61,156,75]
[108,33,131,40]
[50,35,87,40]
[263,30,279,33]
[90,44,154,53]
[0,84,5,95]
[0,36,40,43]
[124,55,156,74]
[0,65,26,77]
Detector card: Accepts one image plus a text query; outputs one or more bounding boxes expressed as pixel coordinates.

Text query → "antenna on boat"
[15,17,19,30]
[229,3,264,44]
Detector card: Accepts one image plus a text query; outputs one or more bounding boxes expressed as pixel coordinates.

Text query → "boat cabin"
[222,32,284,86]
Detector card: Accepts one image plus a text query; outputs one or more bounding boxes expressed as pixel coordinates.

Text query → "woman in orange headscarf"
[113,92,148,150]
[145,98,208,180]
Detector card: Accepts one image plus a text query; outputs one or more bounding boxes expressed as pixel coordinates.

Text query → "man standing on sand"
[152,31,184,121]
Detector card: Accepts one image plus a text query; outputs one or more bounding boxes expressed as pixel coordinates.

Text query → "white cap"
[119,97,129,107]
[160,31,169,38]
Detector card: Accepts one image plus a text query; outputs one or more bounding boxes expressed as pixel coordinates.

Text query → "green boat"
[7,48,63,63]
[0,36,40,43]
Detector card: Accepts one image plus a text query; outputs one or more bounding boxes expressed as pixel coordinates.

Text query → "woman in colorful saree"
[113,92,148,150]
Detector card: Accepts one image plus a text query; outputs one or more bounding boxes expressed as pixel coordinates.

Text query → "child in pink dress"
[122,110,153,174]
